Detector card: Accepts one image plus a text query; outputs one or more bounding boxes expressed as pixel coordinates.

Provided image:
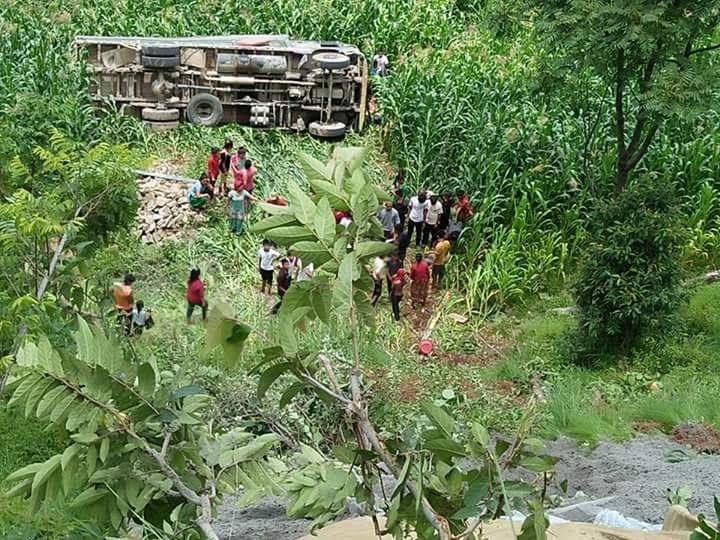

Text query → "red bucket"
[419,339,434,355]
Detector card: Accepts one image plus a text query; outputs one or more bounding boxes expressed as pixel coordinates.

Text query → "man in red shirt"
[207,147,220,194]
[410,252,430,308]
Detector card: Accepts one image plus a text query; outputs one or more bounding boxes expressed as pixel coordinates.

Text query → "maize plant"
[4,317,283,540]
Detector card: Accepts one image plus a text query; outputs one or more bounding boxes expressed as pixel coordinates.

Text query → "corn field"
[1,0,720,316]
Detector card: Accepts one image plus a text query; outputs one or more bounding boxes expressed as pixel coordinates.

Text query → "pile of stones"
[136,176,207,244]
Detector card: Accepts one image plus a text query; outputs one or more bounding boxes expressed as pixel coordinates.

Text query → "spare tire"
[186,93,224,126]
[312,51,351,70]
[308,121,346,139]
[141,107,180,122]
[142,43,180,57]
[142,55,180,69]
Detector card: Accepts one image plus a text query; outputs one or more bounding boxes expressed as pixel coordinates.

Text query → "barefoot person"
[410,252,430,309]
[257,240,280,297]
[186,268,208,323]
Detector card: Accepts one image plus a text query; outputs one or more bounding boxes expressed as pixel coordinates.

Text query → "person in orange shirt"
[432,231,451,289]
[110,274,135,330]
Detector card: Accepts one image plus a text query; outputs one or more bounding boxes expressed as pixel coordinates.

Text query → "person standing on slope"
[407,190,430,247]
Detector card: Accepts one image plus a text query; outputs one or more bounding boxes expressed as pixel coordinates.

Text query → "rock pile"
[136,176,208,244]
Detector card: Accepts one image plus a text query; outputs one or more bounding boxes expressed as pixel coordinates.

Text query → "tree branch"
[626,122,660,171]
[688,43,720,56]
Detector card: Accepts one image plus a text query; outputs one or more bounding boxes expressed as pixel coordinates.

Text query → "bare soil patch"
[671,421,720,454]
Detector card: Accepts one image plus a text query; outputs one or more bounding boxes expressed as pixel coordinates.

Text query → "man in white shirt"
[372,51,389,76]
[407,191,430,247]
[257,239,280,296]
[422,194,444,247]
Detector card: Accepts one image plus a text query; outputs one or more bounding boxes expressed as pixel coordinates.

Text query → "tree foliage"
[4,317,280,539]
[574,177,686,359]
[527,0,720,190]
[0,129,138,358]
[243,147,553,540]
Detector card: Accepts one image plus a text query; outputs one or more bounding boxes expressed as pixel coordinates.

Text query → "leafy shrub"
[573,178,686,360]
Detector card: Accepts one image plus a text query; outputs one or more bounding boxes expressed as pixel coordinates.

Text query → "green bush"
[573,178,686,360]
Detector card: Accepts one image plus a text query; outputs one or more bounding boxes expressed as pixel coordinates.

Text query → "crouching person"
[130,300,154,336]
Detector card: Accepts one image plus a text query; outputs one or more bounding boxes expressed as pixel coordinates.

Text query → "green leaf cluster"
[4,318,281,538]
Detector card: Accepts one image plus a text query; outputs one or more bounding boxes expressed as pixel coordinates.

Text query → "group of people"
[123,147,476,329]
[188,141,293,236]
[187,141,260,234]
[371,172,474,321]
[110,274,154,335]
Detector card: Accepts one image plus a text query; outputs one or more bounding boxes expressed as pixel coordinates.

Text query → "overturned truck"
[74,35,369,138]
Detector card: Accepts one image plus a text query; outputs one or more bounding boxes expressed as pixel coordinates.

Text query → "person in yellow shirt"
[432,231,451,289]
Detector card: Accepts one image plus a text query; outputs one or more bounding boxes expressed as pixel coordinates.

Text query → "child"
[130,300,154,336]
[272,258,291,314]
[257,240,280,296]
[410,252,430,309]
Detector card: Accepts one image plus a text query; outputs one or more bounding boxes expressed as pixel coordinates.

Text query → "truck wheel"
[142,55,180,69]
[186,93,224,126]
[141,107,180,122]
[144,120,180,132]
[142,43,180,57]
[312,52,351,70]
[308,121,346,139]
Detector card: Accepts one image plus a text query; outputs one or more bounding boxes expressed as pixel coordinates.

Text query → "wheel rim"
[196,103,214,120]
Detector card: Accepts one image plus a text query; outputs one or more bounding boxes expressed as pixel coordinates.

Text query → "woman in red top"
[456,190,474,223]
[390,268,407,322]
[410,252,430,308]
[186,268,208,323]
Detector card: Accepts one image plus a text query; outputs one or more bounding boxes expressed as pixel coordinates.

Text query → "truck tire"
[145,120,180,132]
[186,93,224,126]
[142,55,180,69]
[308,121,346,139]
[142,43,180,57]
[141,107,180,122]
[312,52,351,70]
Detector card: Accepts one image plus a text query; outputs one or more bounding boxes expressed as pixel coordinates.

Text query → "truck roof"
[74,34,363,56]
